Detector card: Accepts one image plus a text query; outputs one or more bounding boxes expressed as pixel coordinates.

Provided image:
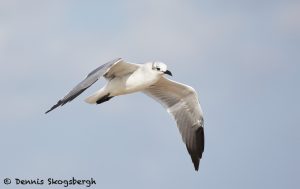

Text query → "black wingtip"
[45,108,54,114]
[45,100,63,114]
[193,158,200,171]
[189,152,200,171]
[45,105,57,114]
[187,126,204,172]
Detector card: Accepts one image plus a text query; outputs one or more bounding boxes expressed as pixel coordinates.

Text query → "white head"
[151,61,172,76]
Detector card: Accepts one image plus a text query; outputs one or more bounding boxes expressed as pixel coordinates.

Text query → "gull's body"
[85,62,160,103]
[46,58,204,171]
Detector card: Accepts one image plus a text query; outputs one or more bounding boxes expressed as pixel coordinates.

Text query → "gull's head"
[152,62,172,76]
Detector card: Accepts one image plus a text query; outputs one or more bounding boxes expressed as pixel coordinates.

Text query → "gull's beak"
[164,70,173,76]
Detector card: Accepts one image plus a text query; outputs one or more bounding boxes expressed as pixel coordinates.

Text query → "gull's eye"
[157,67,161,71]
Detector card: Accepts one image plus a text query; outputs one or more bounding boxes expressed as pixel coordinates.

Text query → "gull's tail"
[85,88,114,104]
[85,89,106,104]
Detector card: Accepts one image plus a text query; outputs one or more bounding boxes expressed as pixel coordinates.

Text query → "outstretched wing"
[45,58,139,113]
[143,77,204,171]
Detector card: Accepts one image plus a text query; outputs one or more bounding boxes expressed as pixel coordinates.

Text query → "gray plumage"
[144,77,204,170]
[45,58,122,113]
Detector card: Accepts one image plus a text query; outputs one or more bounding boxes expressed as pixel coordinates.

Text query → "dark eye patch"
[157,67,161,71]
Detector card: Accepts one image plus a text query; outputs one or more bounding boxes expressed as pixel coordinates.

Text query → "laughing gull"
[45,58,204,171]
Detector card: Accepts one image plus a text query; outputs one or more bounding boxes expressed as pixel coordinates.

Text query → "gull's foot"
[96,93,114,104]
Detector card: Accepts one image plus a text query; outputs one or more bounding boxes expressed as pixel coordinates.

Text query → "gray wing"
[143,77,204,171]
[45,58,139,113]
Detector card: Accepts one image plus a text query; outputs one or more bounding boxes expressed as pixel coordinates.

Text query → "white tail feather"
[85,89,105,104]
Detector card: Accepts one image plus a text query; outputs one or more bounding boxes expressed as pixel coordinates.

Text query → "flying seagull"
[45,58,204,171]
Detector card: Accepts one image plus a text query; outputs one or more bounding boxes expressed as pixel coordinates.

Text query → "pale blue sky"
[0,0,299,188]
